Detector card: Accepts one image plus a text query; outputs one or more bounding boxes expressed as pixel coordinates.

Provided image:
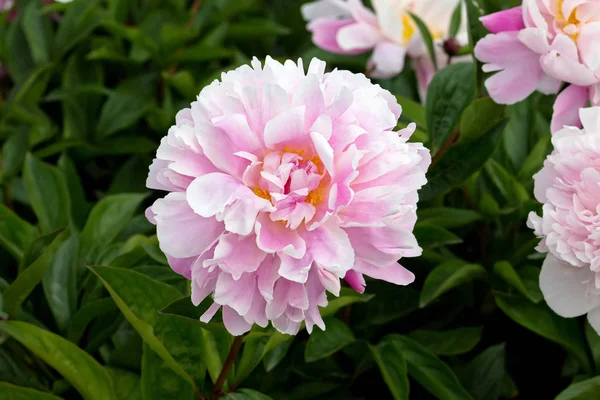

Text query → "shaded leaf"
[141,343,195,400]
[305,318,355,362]
[0,204,37,261]
[409,327,482,356]
[494,261,541,303]
[420,260,486,308]
[0,382,61,399]
[414,224,463,249]
[370,339,410,400]
[555,376,600,400]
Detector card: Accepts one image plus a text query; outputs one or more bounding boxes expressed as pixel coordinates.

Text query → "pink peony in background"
[528,107,600,334]
[146,56,431,335]
[301,0,467,100]
[474,0,600,132]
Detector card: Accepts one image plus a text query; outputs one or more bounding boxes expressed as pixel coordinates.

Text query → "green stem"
[211,335,244,399]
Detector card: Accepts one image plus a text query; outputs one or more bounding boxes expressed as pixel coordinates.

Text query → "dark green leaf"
[106,367,143,400]
[58,155,89,230]
[141,343,195,400]
[449,2,463,38]
[3,230,65,316]
[22,1,52,65]
[409,12,438,71]
[495,293,590,371]
[158,296,226,333]
[396,95,427,129]
[305,318,355,362]
[420,119,506,201]
[0,321,116,400]
[321,287,375,318]
[460,344,517,400]
[418,208,481,228]
[1,127,29,179]
[54,1,105,56]
[42,231,79,331]
[388,335,474,400]
[494,261,541,303]
[409,327,482,356]
[370,339,410,400]
[67,297,116,344]
[80,193,146,261]
[517,133,551,183]
[0,382,61,399]
[420,260,486,308]
[222,389,273,400]
[585,321,600,373]
[263,339,292,372]
[555,376,600,400]
[0,204,37,261]
[459,98,505,143]
[426,62,476,153]
[414,224,463,249]
[464,0,488,90]
[236,333,270,384]
[23,154,70,234]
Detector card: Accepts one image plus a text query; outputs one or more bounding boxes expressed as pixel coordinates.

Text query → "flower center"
[556,0,581,40]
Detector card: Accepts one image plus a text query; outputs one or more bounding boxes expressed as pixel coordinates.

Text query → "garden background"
[0,0,597,399]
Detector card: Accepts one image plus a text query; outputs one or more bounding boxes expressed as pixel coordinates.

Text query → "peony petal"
[150,192,223,259]
[307,19,364,54]
[263,106,307,150]
[353,258,415,285]
[587,307,600,335]
[207,233,266,280]
[541,34,599,87]
[368,42,407,79]
[222,306,253,336]
[539,254,600,318]
[551,85,588,133]
[337,22,381,51]
[344,269,365,293]
[480,6,525,33]
[255,214,307,258]
[580,107,600,133]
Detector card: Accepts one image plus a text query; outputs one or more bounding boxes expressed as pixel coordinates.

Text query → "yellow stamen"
[306,187,324,206]
[402,14,416,43]
[253,187,270,201]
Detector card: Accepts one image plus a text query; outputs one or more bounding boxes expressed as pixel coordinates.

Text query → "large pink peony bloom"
[301,0,467,97]
[146,57,430,335]
[528,107,600,334]
[474,1,600,132]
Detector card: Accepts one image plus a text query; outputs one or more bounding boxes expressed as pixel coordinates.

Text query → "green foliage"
[0,0,594,399]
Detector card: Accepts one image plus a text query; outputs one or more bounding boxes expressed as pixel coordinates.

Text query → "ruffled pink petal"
[222,306,253,336]
[337,22,381,52]
[255,214,307,258]
[344,269,366,293]
[480,6,525,33]
[578,21,600,72]
[540,34,599,87]
[263,106,307,150]
[475,31,542,104]
[551,85,588,133]
[307,19,365,54]
[150,192,224,259]
[206,233,267,280]
[353,259,415,285]
[368,42,407,79]
[539,254,600,318]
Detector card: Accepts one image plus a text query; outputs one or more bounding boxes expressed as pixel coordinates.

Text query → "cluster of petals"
[146,56,430,335]
[301,0,467,99]
[528,107,600,334]
[474,0,600,132]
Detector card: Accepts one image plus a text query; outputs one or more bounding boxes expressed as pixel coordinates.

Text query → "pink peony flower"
[474,1,600,132]
[146,57,430,336]
[528,107,600,334]
[301,0,467,97]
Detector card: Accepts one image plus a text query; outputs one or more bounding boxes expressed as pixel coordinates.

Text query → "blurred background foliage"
[0,0,598,399]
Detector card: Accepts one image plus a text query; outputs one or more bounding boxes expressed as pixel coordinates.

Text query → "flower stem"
[211,335,244,399]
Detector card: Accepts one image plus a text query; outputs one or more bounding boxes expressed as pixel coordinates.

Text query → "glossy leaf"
[222,389,273,400]
[426,62,477,153]
[0,204,38,261]
[0,382,61,399]
[409,13,438,71]
[418,208,481,228]
[0,321,116,400]
[370,339,410,400]
[494,261,541,303]
[495,293,590,371]
[414,224,463,249]
[388,335,474,400]
[106,367,143,400]
[420,260,486,308]
[409,327,482,356]
[459,98,505,143]
[555,376,600,400]
[3,230,65,316]
[141,343,195,400]
[460,344,518,400]
[305,318,355,362]
[23,154,70,234]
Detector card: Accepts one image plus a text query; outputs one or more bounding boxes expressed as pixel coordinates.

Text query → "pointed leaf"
[0,382,61,399]
[305,318,355,362]
[370,339,410,400]
[555,376,600,400]
[420,260,486,308]
[409,327,482,356]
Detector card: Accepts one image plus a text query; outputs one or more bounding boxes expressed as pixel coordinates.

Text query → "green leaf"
[418,208,481,228]
[58,155,89,230]
[449,1,463,38]
[263,338,292,372]
[1,127,29,180]
[42,231,79,332]
[409,12,438,71]
[67,297,116,344]
[141,343,195,400]
[494,261,541,303]
[23,154,70,234]
[370,339,410,400]
[408,327,482,356]
[221,389,273,400]
[305,318,355,362]
[459,344,517,400]
[495,293,590,371]
[158,296,226,333]
[321,287,375,318]
[236,332,270,384]
[0,204,38,261]
[21,1,52,65]
[389,335,474,400]
[420,119,506,201]
[459,98,505,143]
[420,260,486,308]
[80,193,146,261]
[426,63,477,153]
[517,133,551,183]
[585,321,600,373]
[0,321,116,400]
[0,382,61,399]
[3,230,65,316]
[464,0,488,90]
[54,1,105,57]
[89,266,203,385]
[106,367,143,400]
[95,75,156,138]
[483,159,529,205]
[396,95,427,129]
[414,224,463,249]
[555,376,600,400]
